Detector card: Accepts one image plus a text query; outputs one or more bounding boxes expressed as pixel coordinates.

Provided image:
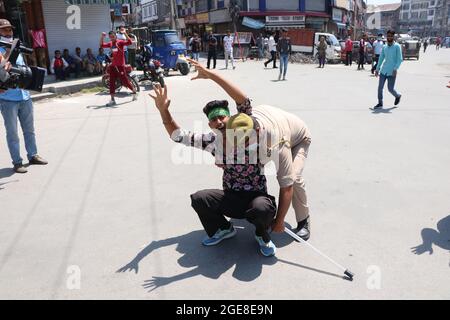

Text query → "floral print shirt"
[171,129,267,193]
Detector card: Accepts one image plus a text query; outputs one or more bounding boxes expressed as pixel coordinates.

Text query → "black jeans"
[358,51,365,68]
[346,51,352,65]
[207,50,217,69]
[191,189,277,243]
[371,54,380,73]
[265,51,277,68]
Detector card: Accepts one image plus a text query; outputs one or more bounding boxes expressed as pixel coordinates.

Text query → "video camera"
[0,38,46,92]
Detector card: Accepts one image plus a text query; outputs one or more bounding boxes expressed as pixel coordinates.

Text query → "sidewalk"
[30,74,103,102]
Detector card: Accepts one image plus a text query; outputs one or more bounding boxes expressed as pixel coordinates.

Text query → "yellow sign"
[196,13,209,24]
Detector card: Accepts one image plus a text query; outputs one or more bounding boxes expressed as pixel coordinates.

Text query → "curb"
[31,78,103,102]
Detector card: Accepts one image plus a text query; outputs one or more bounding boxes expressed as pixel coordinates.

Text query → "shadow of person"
[371,106,398,114]
[411,215,450,255]
[118,221,299,292]
[0,167,15,179]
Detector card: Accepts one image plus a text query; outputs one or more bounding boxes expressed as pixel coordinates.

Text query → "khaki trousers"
[291,137,311,222]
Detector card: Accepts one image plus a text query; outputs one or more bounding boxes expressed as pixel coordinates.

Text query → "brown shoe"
[29,155,48,165]
[14,163,28,174]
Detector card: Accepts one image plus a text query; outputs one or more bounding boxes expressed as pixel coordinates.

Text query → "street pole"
[169,0,176,31]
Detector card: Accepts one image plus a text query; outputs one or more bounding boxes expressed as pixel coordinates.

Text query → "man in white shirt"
[116,25,129,64]
[223,30,235,70]
[371,33,385,74]
[264,32,277,69]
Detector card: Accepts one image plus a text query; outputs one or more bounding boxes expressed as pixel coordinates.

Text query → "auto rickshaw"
[398,38,420,60]
[151,30,190,76]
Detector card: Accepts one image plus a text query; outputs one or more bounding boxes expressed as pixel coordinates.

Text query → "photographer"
[0,19,47,173]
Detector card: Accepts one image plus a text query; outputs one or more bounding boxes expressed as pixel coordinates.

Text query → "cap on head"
[226,113,255,147]
[203,100,230,121]
[0,19,14,29]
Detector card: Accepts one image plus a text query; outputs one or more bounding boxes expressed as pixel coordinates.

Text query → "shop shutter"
[42,0,111,57]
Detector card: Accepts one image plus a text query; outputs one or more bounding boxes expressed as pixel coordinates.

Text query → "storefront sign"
[333,8,343,22]
[196,12,209,24]
[184,15,197,24]
[265,15,305,26]
[209,8,231,23]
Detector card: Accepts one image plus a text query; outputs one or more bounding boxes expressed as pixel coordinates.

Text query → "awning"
[242,17,265,29]
[65,0,138,4]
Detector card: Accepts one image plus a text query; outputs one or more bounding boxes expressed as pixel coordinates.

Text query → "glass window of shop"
[305,0,326,12]
[248,0,259,11]
[266,0,299,11]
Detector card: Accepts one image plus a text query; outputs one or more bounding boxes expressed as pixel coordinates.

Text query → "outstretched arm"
[188,58,247,105]
[149,84,180,137]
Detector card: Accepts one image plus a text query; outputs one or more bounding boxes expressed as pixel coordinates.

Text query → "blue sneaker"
[202,224,237,246]
[255,236,277,257]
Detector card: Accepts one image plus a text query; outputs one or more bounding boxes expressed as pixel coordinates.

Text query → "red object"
[345,39,353,52]
[153,60,161,68]
[286,29,315,46]
[30,29,47,49]
[102,39,132,67]
[108,65,135,95]
[54,57,63,69]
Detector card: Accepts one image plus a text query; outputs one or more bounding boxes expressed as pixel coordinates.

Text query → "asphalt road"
[0,48,449,299]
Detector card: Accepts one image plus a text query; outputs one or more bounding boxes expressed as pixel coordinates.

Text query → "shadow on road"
[411,215,450,255]
[371,106,398,114]
[117,221,344,292]
[0,167,14,179]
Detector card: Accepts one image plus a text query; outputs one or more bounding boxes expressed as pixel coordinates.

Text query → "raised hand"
[188,58,214,81]
[149,83,171,112]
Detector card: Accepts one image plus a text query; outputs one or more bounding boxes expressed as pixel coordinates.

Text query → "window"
[411,3,420,10]
[403,12,409,20]
[195,0,207,12]
[154,36,165,47]
[248,0,259,11]
[305,0,326,12]
[411,12,419,19]
[402,3,410,10]
[429,9,434,15]
[266,0,299,11]
[419,11,427,19]
[217,0,225,9]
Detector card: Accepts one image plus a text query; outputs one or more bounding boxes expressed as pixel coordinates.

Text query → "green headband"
[207,107,230,121]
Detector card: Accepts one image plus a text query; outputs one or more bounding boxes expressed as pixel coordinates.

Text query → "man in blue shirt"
[374,29,403,109]
[0,19,47,173]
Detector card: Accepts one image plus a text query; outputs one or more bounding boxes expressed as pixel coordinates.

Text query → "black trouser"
[358,51,365,69]
[265,50,277,68]
[54,67,66,80]
[346,51,352,66]
[207,49,217,69]
[191,189,277,243]
[371,54,380,73]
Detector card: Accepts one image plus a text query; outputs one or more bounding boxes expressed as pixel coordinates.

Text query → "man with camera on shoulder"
[0,19,47,174]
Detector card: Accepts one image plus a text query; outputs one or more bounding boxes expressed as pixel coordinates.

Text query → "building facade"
[399,0,436,36]
[366,3,401,34]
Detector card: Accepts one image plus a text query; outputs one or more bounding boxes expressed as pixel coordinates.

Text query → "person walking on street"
[357,35,366,70]
[436,37,441,50]
[373,30,403,109]
[190,33,201,61]
[206,31,217,69]
[256,33,264,60]
[345,36,353,66]
[371,34,384,74]
[223,31,235,70]
[264,32,277,69]
[317,36,327,68]
[100,30,138,106]
[423,38,428,53]
[0,19,48,174]
[127,27,138,69]
[277,28,291,80]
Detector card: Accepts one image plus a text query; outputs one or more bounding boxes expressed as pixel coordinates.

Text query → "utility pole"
[169,0,176,30]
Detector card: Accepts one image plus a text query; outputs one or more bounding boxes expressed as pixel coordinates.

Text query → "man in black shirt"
[206,31,217,69]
